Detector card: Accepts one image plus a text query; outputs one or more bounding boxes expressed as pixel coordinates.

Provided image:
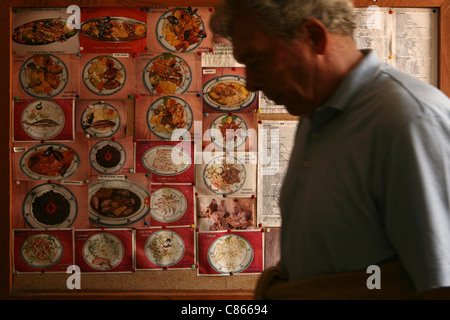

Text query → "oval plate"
[19,54,68,99]
[202,75,256,111]
[203,155,246,195]
[20,143,80,180]
[83,232,125,270]
[13,18,78,45]
[88,179,150,227]
[145,229,185,267]
[22,183,78,229]
[81,17,147,43]
[146,96,193,140]
[20,233,64,268]
[207,234,253,274]
[21,100,65,140]
[150,187,188,223]
[141,145,192,176]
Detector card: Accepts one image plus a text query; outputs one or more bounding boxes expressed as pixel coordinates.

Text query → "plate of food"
[146,96,193,140]
[202,75,256,111]
[145,229,185,267]
[203,155,246,195]
[21,100,65,140]
[20,233,64,269]
[156,7,207,53]
[89,139,126,174]
[81,16,146,42]
[82,55,126,96]
[209,114,248,150]
[13,18,78,45]
[22,183,78,229]
[207,234,253,274]
[20,143,80,180]
[89,180,151,227]
[83,232,124,270]
[143,53,192,94]
[141,145,192,176]
[150,187,188,223]
[81,102,120,138]
[19,54,68,99]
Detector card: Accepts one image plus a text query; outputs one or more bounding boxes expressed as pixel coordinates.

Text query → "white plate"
[146,96,193,140]
[141,145,192,176]
[19,54,68,99]
[20,143,80,180]
[88,180,150,227]
[207,234,253,274]
[145,229,185,267]
[89,139,126,174]
[150,187,188,223]
[80,102,120,138]
[202,75,256,111]
[20,233,63,268]
[21,100,65,140]
[143,54,192,94]
[83,232,124,270]
[203,155,246,195]
[209,114,248,150]
[22,183,78,228]
[82,55,126,96]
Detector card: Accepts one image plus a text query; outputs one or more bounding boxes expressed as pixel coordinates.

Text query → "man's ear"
[300,18,328,55]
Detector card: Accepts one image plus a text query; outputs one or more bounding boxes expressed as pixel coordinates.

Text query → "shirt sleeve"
[384,114,450,292]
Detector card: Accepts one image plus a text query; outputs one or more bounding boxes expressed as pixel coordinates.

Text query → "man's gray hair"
[211,0,357,39]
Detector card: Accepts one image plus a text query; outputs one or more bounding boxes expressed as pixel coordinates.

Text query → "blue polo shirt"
[279,49,450,292]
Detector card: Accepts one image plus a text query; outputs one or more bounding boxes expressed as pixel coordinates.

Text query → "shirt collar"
[311,49,383,129]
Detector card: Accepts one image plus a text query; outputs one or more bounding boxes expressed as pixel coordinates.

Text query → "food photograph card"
[202,112,256,152]
[13,99,75,142]
[12,139,90,182]
[13,54,80,100]
[197,230,263,276]
[76,99,127,139]
[135,52,202,96]
[147,7,213,53]
[135,140,195,184]
[150,184,195,226]
[79,53,135,100]
[202,67,258,113]
[74,228,134,273]
[135,226,195,270]
[87,174,152,228]
[12,8,80,55]
[134,95,202,141]
[13,229,74,273]
[80,7,147,53]
[11,180,89,230]
[196,196,255,231]
[88,136,134,176]
[195,153,257,197]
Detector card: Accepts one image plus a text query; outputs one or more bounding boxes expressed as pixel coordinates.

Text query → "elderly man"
[211,0,450,299]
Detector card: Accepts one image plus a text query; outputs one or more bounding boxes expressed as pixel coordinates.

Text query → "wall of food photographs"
[6,0,449,298]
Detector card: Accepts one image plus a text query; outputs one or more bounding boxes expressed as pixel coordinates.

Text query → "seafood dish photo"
[21,144,79,180]
[90,187,141,219]
[83,232,124,270]
[141,145,192,176]
[207,234,253,273]
[147,96,193,139]
[21,100,65,140]
[83,56,125,96]
[204,156,246,195]
[207,81,250,107]
[145,53,191,94]
[151,187,188,223]
[145,230,185,267]
[21,233,63,268]
[13,18,78,45]
[210,114,248,150]
[81,102,120,138]
[20,54,67,98]
[158,7,207,52]
[81,16,146,42]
